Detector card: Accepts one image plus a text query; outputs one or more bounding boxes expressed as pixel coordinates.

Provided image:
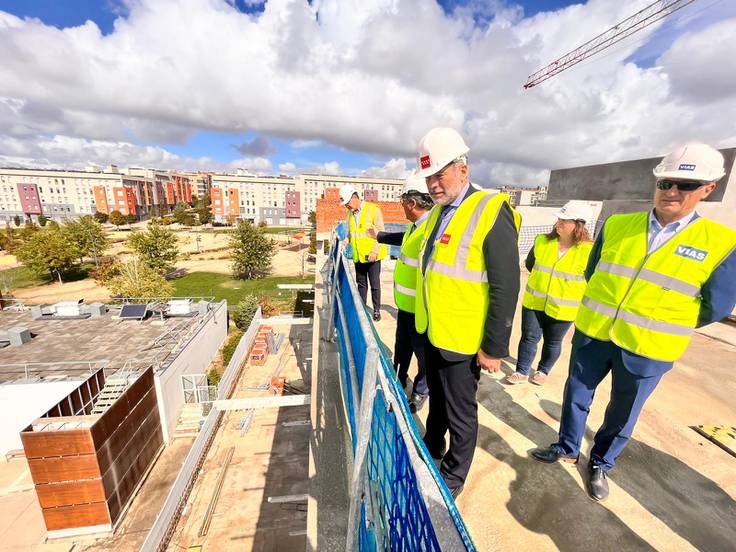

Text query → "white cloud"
[0,0,734,186]
[278,161,297,173]
[360,158,411,179]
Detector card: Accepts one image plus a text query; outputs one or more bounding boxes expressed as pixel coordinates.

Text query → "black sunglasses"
[656,179,706,192]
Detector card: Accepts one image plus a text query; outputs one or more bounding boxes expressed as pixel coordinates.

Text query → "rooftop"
[0,303,217,383]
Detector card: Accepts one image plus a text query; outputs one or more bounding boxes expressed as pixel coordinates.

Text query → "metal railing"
[0,360,110,382]
[139,307,262,552]
[324,235,475,551]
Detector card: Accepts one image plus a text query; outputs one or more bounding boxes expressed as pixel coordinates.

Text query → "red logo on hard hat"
[420,155,431,169]
[440,233,451,245]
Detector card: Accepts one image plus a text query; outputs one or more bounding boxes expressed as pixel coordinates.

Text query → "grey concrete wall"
[153,300,228,444]
[548,148,735,203]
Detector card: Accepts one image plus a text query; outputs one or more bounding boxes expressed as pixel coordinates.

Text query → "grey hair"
[454,155,468,167]
[403,191,433,211]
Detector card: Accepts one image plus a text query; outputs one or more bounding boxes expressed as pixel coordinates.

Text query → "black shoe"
[587,464,609,501]
[450,485,464,499]
[530,445,579,464]
[408,393,428,414]
[373,311,381,321]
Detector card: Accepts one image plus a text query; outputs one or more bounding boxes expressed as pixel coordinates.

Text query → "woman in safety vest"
[506,201,594,385]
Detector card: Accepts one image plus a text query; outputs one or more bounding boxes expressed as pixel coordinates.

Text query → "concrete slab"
[168,323,314,551]
[365,260,736,552]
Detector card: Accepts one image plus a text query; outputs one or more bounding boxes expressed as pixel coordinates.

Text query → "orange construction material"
[270,376,287,395]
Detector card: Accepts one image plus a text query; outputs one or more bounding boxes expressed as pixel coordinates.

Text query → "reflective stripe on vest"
[393,219,428,313]
[575,212,736,361]
[348,202,387,263]
[522,235,592,321]
[415,192,521,354]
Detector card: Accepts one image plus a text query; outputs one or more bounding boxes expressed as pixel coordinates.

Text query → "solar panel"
[120,303,148,320]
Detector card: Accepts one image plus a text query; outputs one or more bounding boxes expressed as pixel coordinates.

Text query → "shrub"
[232,294,260,331]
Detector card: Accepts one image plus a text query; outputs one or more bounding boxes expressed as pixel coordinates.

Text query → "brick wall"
[316,198,407,232]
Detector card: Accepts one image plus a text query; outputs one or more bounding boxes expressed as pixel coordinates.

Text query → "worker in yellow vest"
[369,172,433,413]
[340,185,388,321]
[506,201,593,386]
[532,144,736,502]
[414,128,521,499]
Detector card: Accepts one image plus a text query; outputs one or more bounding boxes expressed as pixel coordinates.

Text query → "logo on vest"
[678,163,696,171]
[675,245,708,262]
[439,233,451,245]
[420,155,431,169]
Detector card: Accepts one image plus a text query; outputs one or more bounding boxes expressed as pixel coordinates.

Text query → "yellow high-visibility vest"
[348,201,387,263]
[523,234,593,321]
[415,192,521,354]
[576,212,736,361]
[393,218,429,314]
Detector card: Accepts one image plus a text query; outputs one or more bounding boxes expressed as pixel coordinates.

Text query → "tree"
[89,256,121,285]
[195,206,212,225]
[126,213,137,225]
[106,257,174,300]
[20,221,40,240]
[109,210,125,230]
[37,215,48,227]
[232,294,260,330]
[63,216,109,265]
[127,220,179,273]
[13,215,21,227]
[94,211,108,224]
[229,220,276,279]
[15,226,79,284]
[308,210,317,255]
[172,202,189,224]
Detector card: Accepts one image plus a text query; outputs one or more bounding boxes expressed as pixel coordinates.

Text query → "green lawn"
[171,272,312,309]
[0,265,49,290]
[0,262,96,291]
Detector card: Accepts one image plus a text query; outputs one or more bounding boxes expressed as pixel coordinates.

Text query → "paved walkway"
[369,259,736,552]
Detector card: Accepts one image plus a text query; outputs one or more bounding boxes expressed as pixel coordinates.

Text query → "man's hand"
[477,349,501,373]
[366,227,377,239]
[367,252,377,262]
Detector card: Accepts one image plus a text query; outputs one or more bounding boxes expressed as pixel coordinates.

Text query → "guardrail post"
[345,345,379,552]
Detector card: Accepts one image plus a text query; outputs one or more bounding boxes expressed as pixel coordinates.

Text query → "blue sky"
[1,0,734,182]
[0,0,588,175]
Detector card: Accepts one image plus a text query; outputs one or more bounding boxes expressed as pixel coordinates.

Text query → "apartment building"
[210,172,404,225]
[0,167,192,223]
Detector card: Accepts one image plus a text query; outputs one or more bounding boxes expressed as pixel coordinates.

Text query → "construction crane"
[523,0,698,89]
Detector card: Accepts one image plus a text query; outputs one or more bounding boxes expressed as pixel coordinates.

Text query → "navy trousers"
[354,260,381,314]
[556,331,663,471]
[515,307,573,375]
[393,309,429,397]
[422,335,480,491]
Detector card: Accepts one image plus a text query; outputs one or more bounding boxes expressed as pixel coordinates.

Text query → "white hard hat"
[339,184,358,206]
[402,171,429,195]
[553,200,593,223]
[653,143,726,182]
[416,128,470,178]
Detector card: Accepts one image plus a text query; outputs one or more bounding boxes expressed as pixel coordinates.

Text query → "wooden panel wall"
[90,367,164,526]
[20,427,109,531]
[20,367,163,533]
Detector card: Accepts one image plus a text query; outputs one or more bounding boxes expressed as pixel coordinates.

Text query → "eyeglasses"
[656,179,707,192]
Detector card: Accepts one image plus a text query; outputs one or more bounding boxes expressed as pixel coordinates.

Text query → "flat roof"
[0,306,213,383]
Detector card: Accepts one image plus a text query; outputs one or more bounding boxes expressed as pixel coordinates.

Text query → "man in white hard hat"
[532,143,736,502]
[414,128,522,498]
[368,172,433,412]
[340,184,387,321]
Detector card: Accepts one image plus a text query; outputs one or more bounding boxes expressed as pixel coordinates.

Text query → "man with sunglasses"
[532,143,736,501]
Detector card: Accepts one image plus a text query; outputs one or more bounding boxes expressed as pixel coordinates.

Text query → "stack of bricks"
[316,188,408,233]
[250,326,274,366]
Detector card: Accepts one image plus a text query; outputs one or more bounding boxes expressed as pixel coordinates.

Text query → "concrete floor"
[0,437,194,552]
[367,260,736,552]
[169,323,313,552]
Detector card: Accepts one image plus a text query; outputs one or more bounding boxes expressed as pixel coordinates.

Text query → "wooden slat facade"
[20,367,163,534]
